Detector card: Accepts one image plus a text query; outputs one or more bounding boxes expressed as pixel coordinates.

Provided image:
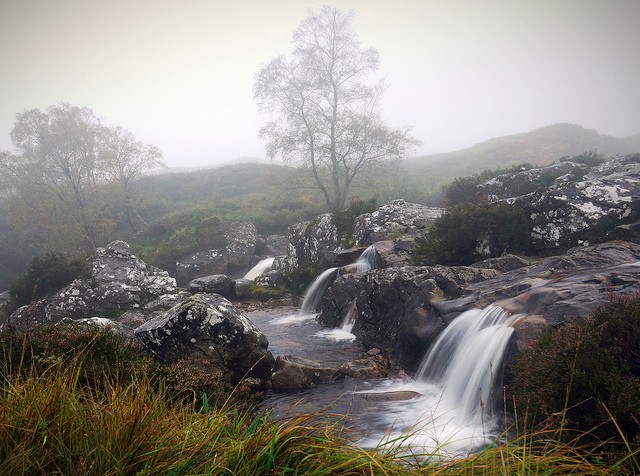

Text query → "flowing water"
[251,304,519,458]
[243,257,275,280]
[250,247,519,457]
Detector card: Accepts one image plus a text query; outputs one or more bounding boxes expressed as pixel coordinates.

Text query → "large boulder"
[318,265,500,370]
[353,200,444,246]
[285,213,339,269]
[135,293,274,384]
[501,154,640,253]
[175,221,258,286]
[188,274,236,299]
[8,241,179,329]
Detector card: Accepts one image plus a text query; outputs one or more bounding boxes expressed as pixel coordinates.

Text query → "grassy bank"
[1,324,638,475]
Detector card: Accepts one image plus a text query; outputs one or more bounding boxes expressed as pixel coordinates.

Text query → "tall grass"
[1,322,638,474]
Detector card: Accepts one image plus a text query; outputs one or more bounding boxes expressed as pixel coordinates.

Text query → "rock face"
[318,265,500,370]
[318,241,640,371]
[175,221,258,286]
[285,213,339,269]
[135,293,274,384]
[270,355,340,391]
[8,241,179,329]
[353,200,444,246]
[485,154,640,254]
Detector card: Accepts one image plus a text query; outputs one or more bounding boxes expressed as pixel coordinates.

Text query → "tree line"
[0,103,164,257]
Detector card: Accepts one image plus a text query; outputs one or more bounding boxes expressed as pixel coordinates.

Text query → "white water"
[299,267,339,314]
[315,300,357,342]
[359,305,520,457]
[243,257,275,280]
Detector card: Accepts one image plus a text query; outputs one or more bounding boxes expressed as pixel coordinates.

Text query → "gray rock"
[286,214,339,268]
[175,221,258,286]
[353,199,444,246]
[234,278,252,299]
[270,355,340,391]
[188,274,236,299]
[135,293,274,384]
[8,241,178,329]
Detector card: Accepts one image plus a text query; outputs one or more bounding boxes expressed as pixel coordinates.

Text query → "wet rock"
[135,293,274,384]
[353,199,444,246]
[188,274,236,299]
[234,278,252,299]
[175,221,258,286]
[285,214,339,269]
[354,390,421,402]
[270,355,340,391]
[318,265,499,370]
[470,254,533,273]
[8,241,179,329]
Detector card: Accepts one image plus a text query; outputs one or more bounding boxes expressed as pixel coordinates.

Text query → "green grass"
[1,323,638,475]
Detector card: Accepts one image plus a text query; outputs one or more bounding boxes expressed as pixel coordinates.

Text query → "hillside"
[404,123,639,181]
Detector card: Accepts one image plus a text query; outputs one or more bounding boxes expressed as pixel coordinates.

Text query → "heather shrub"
[412,200,533,266]
[9,252,90,306]
[511,293,640,441]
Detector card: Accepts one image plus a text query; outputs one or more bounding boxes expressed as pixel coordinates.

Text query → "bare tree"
[254,7,420,210]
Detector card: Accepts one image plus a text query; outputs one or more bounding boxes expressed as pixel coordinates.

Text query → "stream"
[248,305,512,458]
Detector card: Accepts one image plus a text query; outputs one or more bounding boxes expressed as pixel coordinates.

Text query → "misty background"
[1,0,639,168]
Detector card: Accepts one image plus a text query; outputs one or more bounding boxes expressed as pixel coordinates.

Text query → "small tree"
[253,7,419,211]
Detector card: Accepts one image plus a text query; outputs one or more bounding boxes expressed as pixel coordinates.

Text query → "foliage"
[135,210,228,275]
[0,103,164,255]
[560,150,607,166]
[254,7,419,210]
[511,293,640,442]
[412,200,533,266]
[443,163,533,206]
[9,252,90,306]
[285,263,320,296]
[331,197,378,246]
[249,283,290,302]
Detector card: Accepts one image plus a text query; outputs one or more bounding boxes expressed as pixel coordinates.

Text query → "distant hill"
[405,123,640,181]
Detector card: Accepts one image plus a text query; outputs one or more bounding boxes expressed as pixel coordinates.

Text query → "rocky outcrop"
[353,200,444,246]
[488,154,640,253]
[284,213,339,269]
[135,293,274,384]
[175,221,258,286]
[8,241,179,330]
[188,274,236,299]
[318,265,500,370]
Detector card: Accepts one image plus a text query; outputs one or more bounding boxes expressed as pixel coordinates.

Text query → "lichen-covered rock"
[188,274,236,299]
[8,241,178,329]
[503,154,640,253]
[353,200,444,246]
[318,265,500,370]
[478,161,586,200]
[175,221,258,286]
[286,214,339,268]
[134,293,274,384]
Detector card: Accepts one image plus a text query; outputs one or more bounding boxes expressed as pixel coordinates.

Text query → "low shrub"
[9,252,90,306]
[412,201,533,266]
[511,293,640,442]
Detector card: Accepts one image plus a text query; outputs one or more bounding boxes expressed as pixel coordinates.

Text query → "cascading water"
[360,305,521,457]
[352,245,376,272]
[315,300,357,341]
[243,257,275,280]
[299,267,339,315]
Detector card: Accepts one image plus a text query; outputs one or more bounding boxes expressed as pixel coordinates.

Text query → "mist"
[1,0,639,168]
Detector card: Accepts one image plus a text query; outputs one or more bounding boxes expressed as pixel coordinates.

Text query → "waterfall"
[353,245,376,272]
[300,267,339,314]
[315,300,357,341]
[243,257,275,280]
[416,305,517,420]
[360,305,520,456]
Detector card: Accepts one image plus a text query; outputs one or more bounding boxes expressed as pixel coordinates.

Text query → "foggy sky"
[1,0,639,168]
